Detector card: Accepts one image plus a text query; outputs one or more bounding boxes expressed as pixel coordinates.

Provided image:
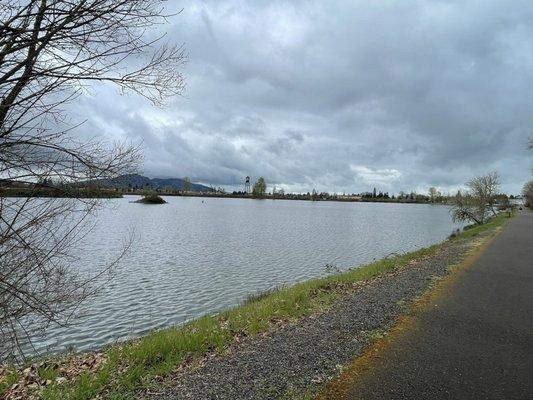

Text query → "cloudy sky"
[75,0,532,194]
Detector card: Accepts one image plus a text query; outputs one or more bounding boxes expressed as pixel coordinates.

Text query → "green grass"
[8,212,512,400]
[0,370,20,394]
[37,364,60,382]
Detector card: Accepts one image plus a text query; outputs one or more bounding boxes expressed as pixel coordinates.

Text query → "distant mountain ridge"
[96,174,213,192]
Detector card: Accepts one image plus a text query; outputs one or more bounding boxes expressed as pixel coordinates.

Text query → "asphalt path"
[342,211,533,400]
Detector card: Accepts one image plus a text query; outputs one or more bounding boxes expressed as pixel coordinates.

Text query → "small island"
[134,191,167,204]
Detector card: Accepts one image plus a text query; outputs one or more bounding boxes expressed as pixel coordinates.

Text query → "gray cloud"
[71,0,533,194]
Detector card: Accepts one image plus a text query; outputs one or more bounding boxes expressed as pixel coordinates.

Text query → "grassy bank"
[1,213,511,400]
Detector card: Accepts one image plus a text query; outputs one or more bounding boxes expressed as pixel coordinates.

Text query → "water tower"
[244,176,251,194]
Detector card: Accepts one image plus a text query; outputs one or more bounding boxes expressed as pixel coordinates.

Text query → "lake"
[21,196,462,357]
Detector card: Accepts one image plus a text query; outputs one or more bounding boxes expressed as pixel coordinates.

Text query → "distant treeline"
[0,180,122,198]
[124,187,449,204]
[1,178,519,205]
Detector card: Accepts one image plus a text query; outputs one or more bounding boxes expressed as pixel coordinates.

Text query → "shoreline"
[127,192,444,205]
[0,213,511,399]
[0,190,446,205]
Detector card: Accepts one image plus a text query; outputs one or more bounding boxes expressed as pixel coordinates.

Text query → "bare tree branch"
[451,172,501,225]
[0,0,185,361]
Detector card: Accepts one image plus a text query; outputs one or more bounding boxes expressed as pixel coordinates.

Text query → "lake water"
[21,196,462,357]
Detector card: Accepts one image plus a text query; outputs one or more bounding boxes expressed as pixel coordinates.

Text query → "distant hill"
[94,174,213,192]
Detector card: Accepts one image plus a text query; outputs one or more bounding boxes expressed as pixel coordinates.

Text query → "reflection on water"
[22,196,461,356]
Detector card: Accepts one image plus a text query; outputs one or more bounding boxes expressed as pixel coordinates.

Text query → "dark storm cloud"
[72,0,533,194]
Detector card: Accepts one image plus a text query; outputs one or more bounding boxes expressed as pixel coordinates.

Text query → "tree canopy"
[252,177,266,198]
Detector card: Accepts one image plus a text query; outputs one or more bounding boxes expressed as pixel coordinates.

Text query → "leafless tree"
[0,0,185,360]
[451,172,501,225]
[523,181,533,209]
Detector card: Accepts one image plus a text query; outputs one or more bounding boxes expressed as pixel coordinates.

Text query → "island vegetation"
[134,191,167,204]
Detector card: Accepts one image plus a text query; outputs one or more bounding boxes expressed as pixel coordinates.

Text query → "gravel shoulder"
[145,228,497,400]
